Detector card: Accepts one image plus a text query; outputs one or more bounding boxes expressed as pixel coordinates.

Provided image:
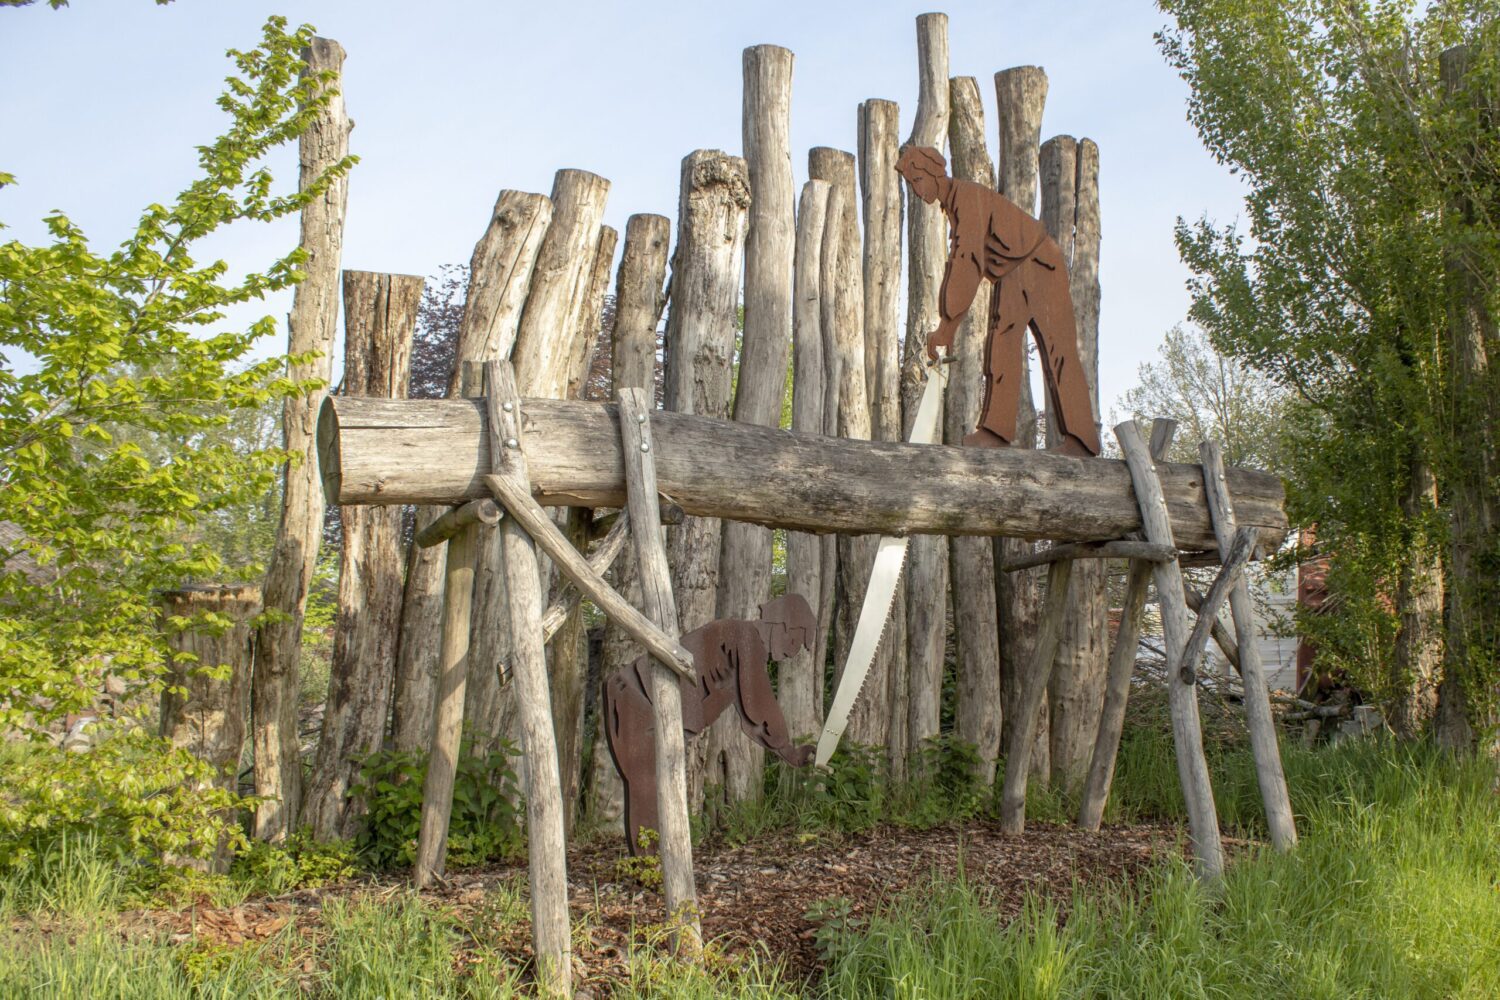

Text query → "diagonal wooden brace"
[1176,525,1257,685]
[483,470,697,682]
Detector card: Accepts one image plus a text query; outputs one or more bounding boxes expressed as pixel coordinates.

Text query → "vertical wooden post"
[815,179,844,715]
[811,146,884,752]
[994,64,1050,786]
[304,270,421,841]
[998,558,1074,834]
[415,365,494,888]
[1115,420,1224,880]
[618,388,702,951]
[592,213,672,830]
[252,36,350,841]
[664,150,749,807]
[393,190,552,755]
[1045,135,1109,790]
[486,361,572,996]
[783,180,832,740]
[160,584,258,872]
[946,76,1004,784]
[1201,440,1297,850]
[1078,418,1175,832]
[902,12,951,762]
[859,97,913,776]
[715,44,795,803]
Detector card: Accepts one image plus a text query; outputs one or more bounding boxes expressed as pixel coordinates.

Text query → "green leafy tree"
[1157,0,1499,741]
[0,15,352,740]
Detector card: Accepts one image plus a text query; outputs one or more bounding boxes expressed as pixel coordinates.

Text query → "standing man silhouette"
[897,145,1100,457]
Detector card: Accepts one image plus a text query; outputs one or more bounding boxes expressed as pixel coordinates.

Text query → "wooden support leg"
[998,557,1074,834]
[617,387,702,953]
[414,374,493,889]
[1200,441,1298,851]
[1077,422,1176,832]
[484,361,571,998]
[1115,420,1225,880]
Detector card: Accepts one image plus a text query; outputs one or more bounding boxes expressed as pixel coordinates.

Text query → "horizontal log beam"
[319,396,1288,552]
[1000,539,1177,572]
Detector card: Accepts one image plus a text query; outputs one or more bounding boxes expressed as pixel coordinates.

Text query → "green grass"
[3,734,1495,997]
[817,739,1500,999]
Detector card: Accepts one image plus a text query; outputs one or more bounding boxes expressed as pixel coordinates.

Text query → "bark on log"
[252,36,349,841]
[994,65,1049,787]
[618,388,701,952]
[783,180,832,740]
[319,395,1291,552]
[593,213,672,830]
[159,584,258,872]
[1389,457,1443,739]
[714,44,795,804]
[393,191,551,755]
[902,13,951,763]
[1201,441,1297,850]
[1078,419,1175,832]
[1046,135,1108,791]
[485,363,571,997]
[304,270,421,843]
[946,75,1003,784]
[1116,420,1224,880]
[663,150,749,809]
[811,147,886,752]
[859,97,910,774]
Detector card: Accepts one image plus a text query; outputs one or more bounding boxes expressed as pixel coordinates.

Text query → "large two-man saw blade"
[815,353,949,767]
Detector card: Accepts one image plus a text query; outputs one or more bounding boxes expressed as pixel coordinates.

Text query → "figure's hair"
[897,144,947,182]
[757,594,816,653]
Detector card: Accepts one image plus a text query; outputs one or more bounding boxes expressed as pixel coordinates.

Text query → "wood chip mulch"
[111,819,1190,994]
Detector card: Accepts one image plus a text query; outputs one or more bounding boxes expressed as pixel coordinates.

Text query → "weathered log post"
[1045,136,1110,791]
[252,36,350,841]
[1116,420,1224,880]
[999,558,1074,833]
[591,213,672,830]
[902,12,951,760]
[484,362,572,997]
[303,270,421,841]
[811,146,884,750]
[1201,440,1297,850]
[159,584,259,872]
[815,178,843,720]
[946,76,1003,784]
[663,150,750,807]
[508,169,611,831]
[392,190,552,754]
[994,64,1050,786]
[618,387,702,952]
[782,180,832,740]
[415,367,497,888]
[1078,418,1175,831]
[859,97,911,775]
[714,44,795,804]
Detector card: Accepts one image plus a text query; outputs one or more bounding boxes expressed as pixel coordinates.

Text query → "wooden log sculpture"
[896,144,1100,457]
[605,594,817,854]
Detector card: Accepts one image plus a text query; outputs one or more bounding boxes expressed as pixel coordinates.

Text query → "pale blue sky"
[1,1,1247,415]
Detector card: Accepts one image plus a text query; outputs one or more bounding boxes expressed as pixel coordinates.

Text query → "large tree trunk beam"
[320,395,1288,552]
[483,471,696,682]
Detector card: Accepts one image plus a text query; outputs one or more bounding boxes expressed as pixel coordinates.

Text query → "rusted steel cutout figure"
[604,595,817,854]
[897,145,1101,457]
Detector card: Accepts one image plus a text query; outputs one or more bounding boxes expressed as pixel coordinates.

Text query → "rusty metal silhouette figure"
[604,594,817,854]
[897,145,1101,457]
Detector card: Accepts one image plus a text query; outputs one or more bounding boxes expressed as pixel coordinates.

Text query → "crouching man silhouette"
[603,594,817,855]
[896,144,1100,457]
